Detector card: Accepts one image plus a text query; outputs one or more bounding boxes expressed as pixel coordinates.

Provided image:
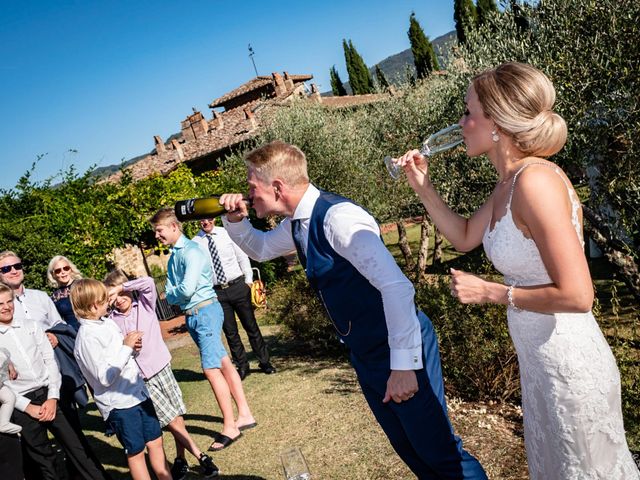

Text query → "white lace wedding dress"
[483,163,639,479]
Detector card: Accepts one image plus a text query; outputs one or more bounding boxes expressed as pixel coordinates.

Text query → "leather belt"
[214,276,244,290]
[25,386,48,401]
[183,299,214,316]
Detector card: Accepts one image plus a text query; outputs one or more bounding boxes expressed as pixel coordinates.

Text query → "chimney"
[181,110,209,142]
[244,107,258,131]
[310,83,322,103]
[283,72,295,91]
[191,111,209,139]
[210,110,224,130]
[170,139,185,161]
[272,72,286,97]
[154,135,166,154]
[181,119,195,142]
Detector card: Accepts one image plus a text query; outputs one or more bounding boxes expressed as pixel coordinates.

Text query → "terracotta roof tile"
[209,76,274,108]
[103,74,391,184]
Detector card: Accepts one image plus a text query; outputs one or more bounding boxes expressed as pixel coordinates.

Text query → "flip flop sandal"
[208,432,242,452]
[238,422,258,432]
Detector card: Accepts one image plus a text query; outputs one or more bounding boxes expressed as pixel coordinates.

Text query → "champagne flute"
[384,123,464,180]
[280,447,311,480]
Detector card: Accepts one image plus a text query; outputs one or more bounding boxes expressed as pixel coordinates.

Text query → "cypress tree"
[329,65,347,96]
[477,0,499,26]
[343,39,374,95]
[510,0,531,33]
[407,12,440,79]
[454,0,477,44]
[375,65,390,92]
[342,39,357,94]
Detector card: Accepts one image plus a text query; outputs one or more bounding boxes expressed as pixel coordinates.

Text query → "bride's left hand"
[450,268,493,304]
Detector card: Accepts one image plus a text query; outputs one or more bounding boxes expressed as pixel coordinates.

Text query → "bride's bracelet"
[507,285,518,309]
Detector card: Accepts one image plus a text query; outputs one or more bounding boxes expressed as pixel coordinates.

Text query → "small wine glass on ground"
[280,447,311,480]
[384,123,464,180]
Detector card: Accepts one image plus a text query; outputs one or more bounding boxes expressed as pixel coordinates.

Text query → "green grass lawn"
[72,223,636,478]
[77,324,528,479]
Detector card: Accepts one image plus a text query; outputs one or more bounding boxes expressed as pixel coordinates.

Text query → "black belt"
[214,276,244,290]
[25,386,48,401]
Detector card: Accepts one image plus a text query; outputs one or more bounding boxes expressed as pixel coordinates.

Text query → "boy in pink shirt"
[104,271,218,479]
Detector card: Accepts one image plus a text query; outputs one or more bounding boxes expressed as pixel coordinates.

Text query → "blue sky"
[0,0,455,190]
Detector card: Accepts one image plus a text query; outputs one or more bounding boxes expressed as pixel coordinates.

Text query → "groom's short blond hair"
[244,140,309,186]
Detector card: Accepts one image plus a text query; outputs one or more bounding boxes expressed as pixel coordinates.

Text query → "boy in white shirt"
[0,281,108,480]
[71,278,172,480]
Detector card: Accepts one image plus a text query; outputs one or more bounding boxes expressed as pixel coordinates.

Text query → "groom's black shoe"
[259,362,276,374]
[236,364,250,380]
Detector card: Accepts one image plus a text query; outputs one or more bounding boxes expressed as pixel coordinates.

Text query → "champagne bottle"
[174,196,250,221]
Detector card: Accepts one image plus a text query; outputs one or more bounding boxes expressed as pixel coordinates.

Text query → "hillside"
[374,30,457,83]
[327,29,457,95]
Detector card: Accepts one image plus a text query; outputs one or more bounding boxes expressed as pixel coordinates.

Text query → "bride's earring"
[492,130,500,142]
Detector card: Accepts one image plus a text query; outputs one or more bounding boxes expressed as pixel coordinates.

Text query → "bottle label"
[181,199,195,216]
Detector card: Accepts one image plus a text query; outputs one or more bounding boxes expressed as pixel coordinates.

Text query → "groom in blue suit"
[220,140,487,479]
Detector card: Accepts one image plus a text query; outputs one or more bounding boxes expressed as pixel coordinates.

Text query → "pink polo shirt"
[109,276,171,380]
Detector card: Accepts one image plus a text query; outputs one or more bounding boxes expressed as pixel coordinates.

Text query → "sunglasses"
[0,262,23,274]
[54,265,71,275]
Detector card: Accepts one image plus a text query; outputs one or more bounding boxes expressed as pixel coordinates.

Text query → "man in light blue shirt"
[150,208,256,453]
[165,234,216,311]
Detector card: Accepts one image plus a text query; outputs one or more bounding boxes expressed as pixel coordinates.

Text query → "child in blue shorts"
[71,279,172,480]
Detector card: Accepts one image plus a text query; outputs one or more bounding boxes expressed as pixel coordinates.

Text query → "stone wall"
[110,244,169,278]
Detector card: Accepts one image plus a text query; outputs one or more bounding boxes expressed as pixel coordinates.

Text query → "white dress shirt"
[0,316,62,411]
[14,288,63,330]
[74,317,148,419]
[193,226,253,285]
[223,184,423,370]
[0,347,10,385]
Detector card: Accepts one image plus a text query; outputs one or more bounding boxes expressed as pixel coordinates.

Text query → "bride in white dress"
[396,62,639,479]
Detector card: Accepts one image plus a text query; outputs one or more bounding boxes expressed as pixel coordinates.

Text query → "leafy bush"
[458,0,640,296]
[415,275,520,401]
[0,164,224,290]
[615,341,640,450]
[263,270,345,356]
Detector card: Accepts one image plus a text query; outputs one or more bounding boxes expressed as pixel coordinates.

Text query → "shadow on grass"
[173,368,207,383]
[322,369,361,396]
[71,404,131,475]
[168,323,188,335]
[259,335,360,396]
[182,412,224,438]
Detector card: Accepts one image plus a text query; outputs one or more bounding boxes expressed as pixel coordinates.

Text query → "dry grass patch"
[77,325,529,479]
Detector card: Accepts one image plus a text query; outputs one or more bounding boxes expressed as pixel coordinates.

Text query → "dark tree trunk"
[583,206,640,301]
[396,220,415,272]
[417,215,431,279]
[433,229,444,265]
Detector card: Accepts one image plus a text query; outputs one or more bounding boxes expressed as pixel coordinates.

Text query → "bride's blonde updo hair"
[472,62,567,157]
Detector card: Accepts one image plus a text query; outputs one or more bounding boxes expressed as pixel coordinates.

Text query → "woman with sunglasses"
[48,256,84,331]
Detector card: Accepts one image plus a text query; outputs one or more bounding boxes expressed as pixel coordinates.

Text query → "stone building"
[106,71,390,301]
[106,72,314,183]
[105,71,390,183]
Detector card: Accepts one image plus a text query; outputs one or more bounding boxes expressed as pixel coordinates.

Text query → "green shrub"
[415,275,520,402]
[615,341,640,450]
[263,270,345,356]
